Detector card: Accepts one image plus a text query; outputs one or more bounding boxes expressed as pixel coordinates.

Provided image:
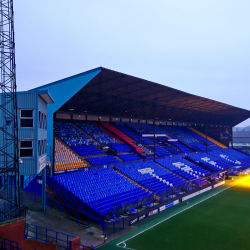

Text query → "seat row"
[116,161,187,193]
[54,168,150,215]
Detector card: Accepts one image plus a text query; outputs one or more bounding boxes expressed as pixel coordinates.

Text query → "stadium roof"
[31,67,250,127]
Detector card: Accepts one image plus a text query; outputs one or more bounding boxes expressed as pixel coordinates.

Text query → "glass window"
[20,109,33,128]
[20,140,33,157]
[38,139,47,156]
[20,141,32,148]
[38,110,47,129]
[21,110,33,118]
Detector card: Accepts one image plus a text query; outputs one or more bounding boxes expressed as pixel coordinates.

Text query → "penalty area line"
[117,176,250,249]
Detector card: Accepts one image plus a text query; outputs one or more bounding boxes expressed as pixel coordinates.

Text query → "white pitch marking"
[116,177,250,248]
[117,242,135,249]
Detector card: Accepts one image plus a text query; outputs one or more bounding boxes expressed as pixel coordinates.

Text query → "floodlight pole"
[0,0,20,209]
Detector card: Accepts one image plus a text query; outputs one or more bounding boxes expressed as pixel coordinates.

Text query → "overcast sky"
[14,0,250,127]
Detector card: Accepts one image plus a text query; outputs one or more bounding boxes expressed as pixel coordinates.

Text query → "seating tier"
[54,168,150,215]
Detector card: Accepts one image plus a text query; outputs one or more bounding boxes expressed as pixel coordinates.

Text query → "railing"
[23,174,38,189]
[1,239,24,250]
[0,204,27,223]
[45,190,66,211]
[25,223,75,249]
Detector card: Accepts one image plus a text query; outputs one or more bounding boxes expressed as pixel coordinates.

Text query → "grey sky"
[15,0,250,126]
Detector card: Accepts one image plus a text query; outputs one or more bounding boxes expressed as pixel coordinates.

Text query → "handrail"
[51,186,72,207]
[45,190,66,211]
[0,205,27,223]
[25,223,75,249]
[1,239,24,250]
[23,174,37,189]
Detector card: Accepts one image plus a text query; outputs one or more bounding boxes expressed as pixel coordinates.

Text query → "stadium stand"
[55,122,93,146]
[116,161,187,193]
[54,168,150,215]
[180,127,222,150]
[102,123,144,153]
[76,122,121,144]
[72,145,103,156]
[118,153,141,161]
[162,126,211,152]
[168,140,193,153]
[115,124,153,145]
[54,138,87,172]
[149,145,172,157]
[109,144,133,153]
[181,127,213,145]
[156,157,210,181]
[162,127,197,144]
[127,123,149,135]
[129,123,169,136]
[86,155,120,166]
[227,149,250,164]
[163,145,180,155]
[209,150,249,169]
[188,127,227,149]
[187,152,232,171]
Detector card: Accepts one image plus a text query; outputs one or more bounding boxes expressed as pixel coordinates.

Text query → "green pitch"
[98,176,250,250]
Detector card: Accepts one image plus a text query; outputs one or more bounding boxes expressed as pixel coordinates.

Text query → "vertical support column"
[42,168,46,211]
[231,127,233,148]
[153,104,156,162]
[51,113,56,178]
[7,175,10,199]
[206,118,208,153]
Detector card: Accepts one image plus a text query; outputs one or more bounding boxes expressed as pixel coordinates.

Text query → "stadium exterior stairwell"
[188,127,227,149]
[101,123,144,153]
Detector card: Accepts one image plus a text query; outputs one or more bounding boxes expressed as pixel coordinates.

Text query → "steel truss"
[0,0,19,209]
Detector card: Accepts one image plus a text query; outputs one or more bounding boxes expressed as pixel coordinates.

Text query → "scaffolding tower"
[0,0,20,216]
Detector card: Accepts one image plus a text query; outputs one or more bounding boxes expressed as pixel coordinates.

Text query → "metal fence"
[25,223,75,249]
[0,204,27,223]
[1,239,23,250]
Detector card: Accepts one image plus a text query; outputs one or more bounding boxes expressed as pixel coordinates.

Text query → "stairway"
[189,127,227,149]
[101,123,144,153]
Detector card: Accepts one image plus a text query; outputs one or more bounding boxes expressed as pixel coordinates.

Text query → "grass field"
[98,175,250,250]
